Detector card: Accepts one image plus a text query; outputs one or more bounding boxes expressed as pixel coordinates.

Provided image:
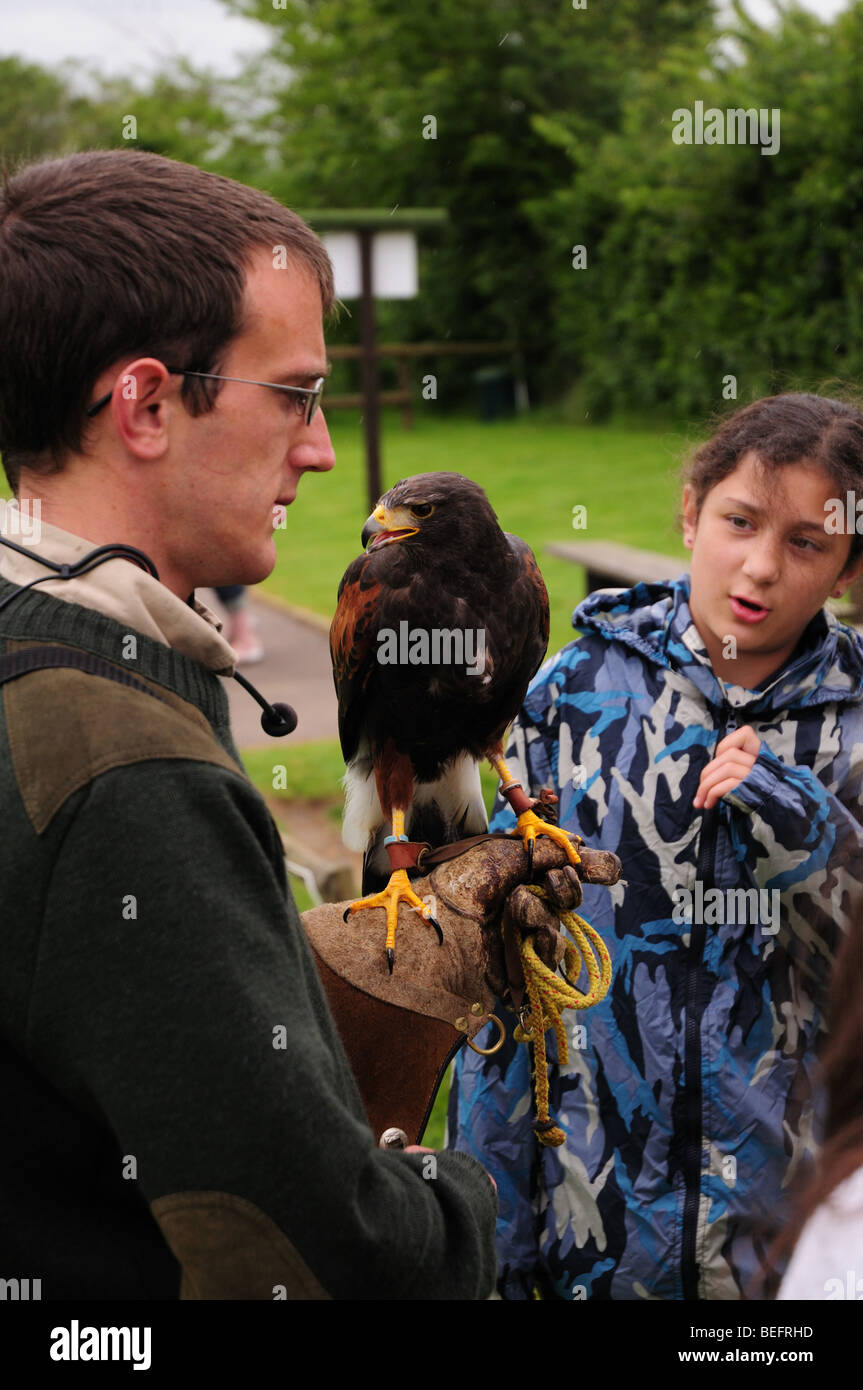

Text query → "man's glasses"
[86,367,326,425]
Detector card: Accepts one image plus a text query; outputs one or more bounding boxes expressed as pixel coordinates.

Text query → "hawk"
[330,471,580,969]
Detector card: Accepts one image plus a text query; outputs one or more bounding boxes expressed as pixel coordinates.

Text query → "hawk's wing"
[505,532,550,676]
[329,555,382,766]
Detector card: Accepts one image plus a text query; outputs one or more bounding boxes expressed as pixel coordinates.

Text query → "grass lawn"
[242,739,500,818]
[423,1062,454,1149]
[268,408,691,658]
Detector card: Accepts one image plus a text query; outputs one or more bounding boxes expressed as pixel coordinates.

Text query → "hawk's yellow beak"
[361,504,420,550]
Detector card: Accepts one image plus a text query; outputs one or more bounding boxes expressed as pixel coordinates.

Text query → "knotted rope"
[512,884,613,1147]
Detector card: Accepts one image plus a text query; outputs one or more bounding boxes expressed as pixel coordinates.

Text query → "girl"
[448,393,863,1300]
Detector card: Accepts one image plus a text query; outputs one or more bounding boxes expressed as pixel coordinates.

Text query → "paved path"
[201,589,339,750]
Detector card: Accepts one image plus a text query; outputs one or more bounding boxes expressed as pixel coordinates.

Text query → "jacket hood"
[0,517,236,675]
[573,573,863,714]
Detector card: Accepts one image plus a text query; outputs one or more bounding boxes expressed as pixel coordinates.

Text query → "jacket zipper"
[681,704,731,1301]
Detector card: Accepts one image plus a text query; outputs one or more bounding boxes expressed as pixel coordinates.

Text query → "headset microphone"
[232,669,298,736]
[0,536,299,737]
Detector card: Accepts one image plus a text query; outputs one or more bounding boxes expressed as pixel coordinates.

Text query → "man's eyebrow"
[275,362,332,383]
[722,496,826,532]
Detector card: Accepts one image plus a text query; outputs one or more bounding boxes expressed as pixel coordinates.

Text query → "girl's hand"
[693,725,762,810]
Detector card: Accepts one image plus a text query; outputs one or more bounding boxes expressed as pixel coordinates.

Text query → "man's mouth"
[730,594,770,624]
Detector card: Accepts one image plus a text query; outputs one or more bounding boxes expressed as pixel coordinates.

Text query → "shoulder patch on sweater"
[151,1190,330,1300]
[2,639,242,834]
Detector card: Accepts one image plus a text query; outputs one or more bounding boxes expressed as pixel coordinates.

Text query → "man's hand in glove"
[301,832,620,1145]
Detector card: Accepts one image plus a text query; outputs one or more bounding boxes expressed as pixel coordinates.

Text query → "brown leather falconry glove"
[302,832,621,1146]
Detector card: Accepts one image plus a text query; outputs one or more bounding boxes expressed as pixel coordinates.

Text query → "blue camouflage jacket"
[447,576,863,1300]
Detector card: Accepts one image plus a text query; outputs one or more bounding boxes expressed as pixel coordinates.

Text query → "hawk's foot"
[510,809,583,879]
[342,868,443,973]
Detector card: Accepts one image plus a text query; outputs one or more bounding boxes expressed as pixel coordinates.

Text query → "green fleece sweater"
[0,577,497,1300]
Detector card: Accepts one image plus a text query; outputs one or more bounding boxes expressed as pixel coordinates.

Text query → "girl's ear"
[681,484,698,550]
[832,549,863,598]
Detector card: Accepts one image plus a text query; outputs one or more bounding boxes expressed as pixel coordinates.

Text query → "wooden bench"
[546,540,685,594]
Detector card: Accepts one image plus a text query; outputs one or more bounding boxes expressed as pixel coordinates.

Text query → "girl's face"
[682,451,863,688]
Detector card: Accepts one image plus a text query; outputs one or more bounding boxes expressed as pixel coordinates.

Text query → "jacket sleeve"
[724,738,863,939]
[26,760,497,1301]
[448,659,566,1298]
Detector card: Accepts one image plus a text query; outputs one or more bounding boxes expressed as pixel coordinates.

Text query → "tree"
[0,53,267,179]
[221,0,716,402]
[530,0,863,417]
[0,56,98,164]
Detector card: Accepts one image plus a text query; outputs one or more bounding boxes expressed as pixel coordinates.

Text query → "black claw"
[343,907,352,923]
[428,914,444,946]
[527,838,535,880]
[386,947,395,974]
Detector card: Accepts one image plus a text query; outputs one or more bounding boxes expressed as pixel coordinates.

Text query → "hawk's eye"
[410,503,433,519]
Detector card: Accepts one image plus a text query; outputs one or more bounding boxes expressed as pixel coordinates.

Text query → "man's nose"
[308,409,336,471]
[291,408,336,474]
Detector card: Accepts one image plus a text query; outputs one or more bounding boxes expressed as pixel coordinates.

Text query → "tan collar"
[0,519,237,675]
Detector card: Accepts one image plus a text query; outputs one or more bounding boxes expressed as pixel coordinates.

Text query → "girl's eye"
[792,536,822,553]
[728,515,752,530]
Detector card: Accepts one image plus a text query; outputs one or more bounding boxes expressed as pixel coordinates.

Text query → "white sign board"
[322,230,418,300]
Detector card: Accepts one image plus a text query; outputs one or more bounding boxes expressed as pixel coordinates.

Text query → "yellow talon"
[344,868,443,972]
[510,809,582,875]
[488,751,582,874]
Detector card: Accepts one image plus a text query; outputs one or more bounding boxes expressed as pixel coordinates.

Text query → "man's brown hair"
[0,148,335,495]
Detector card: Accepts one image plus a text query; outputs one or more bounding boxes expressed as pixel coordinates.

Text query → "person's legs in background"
[215,585,265,665]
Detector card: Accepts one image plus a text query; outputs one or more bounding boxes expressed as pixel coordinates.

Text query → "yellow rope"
[511,884,613,1147]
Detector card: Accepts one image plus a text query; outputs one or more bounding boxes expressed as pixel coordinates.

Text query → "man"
[0,148,518,1300]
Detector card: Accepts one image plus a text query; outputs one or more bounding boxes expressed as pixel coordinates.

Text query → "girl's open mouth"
[730,595,770,624]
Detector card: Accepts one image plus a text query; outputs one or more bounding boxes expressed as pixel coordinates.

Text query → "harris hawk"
[330,471,580,970]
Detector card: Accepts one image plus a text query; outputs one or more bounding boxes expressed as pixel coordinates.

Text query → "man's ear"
[681,484,698,550]
[99,358,176,461]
